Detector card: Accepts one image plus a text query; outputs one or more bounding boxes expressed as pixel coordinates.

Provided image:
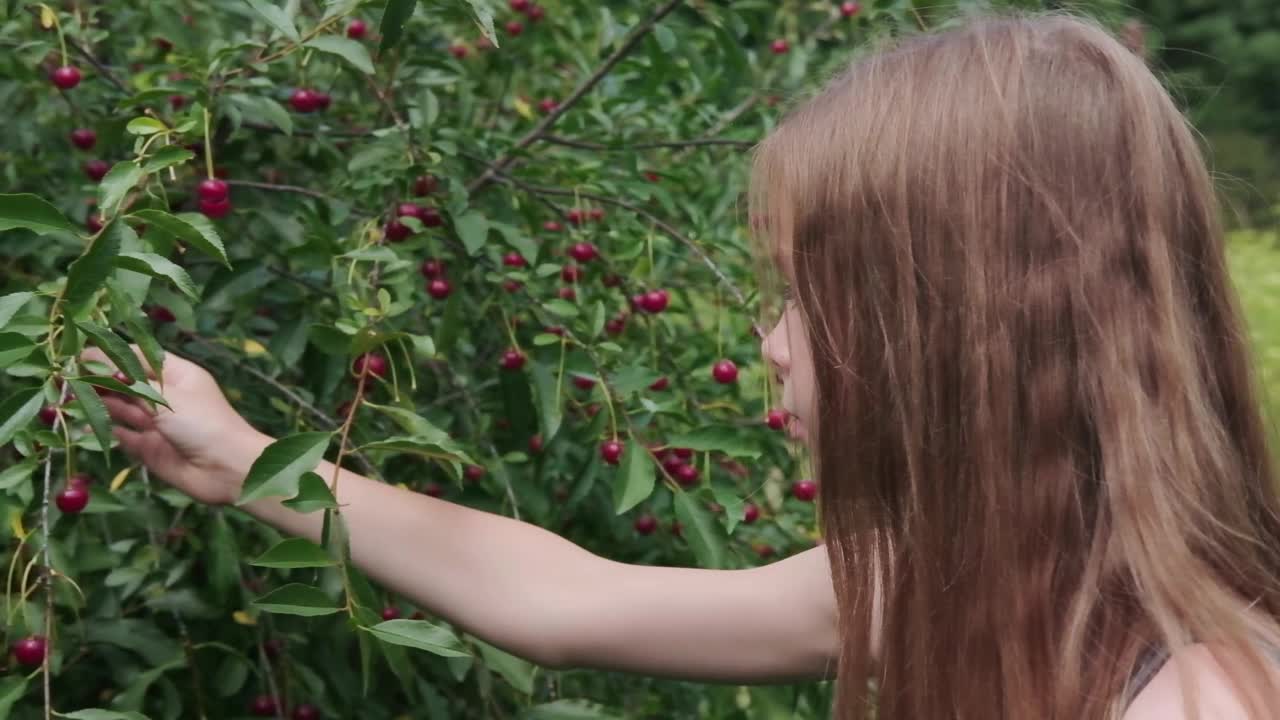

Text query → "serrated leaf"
[0,194,79,235]
[0,457,36,491]
[57,710,151,720]
[378,0,418,53]
[612,437,654,514]
[69,379,115,467]
[0,292,34,329]
[281,472,337,513]
[65,222,124,312]
[0,332,34,369]
[475,638,535,693]
[306,35,375,74]
[97,161,145,217]
[542,300,578,317]
[454,211,487,255]
[0,675,28,718]
[237,432,332,505]
[607,366,660,396]
[712,485,745,535]
[244,0,300,42]
[113,252,198,299]
[0,387,44,446]
[365,619,470,657]
[590,302,606,338]
[140,147,194,174]
[361,403,449,439]
[463,0,496,45]
[250,538,336,568]
[125,117,168,135]
[252,583,341,616]
[74,321,147,383]
[226,93,292,136]
[664,426,762,460]
[72,376,170,410]
[674,489,726,569]
[128,210,228,266]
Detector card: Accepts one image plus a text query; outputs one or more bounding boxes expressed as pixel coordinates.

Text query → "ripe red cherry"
[557,286,576,301]
[502,279,522,293]
[169,94,187,110]
[83,159,110,182]
[644,171,660,182]
[347,19,367,39]
[771,39,790,55]
[381,606,401,621]
[766,409,788,430]
[572,375,595,391]
[649,376,669,391]
[527,5,545,21]
[384,219,411,242]
[756,544,776,559]
[528,434,543,454]
[154,37,174,52]
[420,258,445,278]
[464,465,485,482]
[199,198,232,218]
[449,44,468,59]
[69,128,96,150]
[602,273,622,288]
[543,220,562,232]
[353,353,388,378]
[292,704,320,720]
[147,305,177,323]
[568,242,598,263]
[397,202,424,220]
[289,88,319,113]
[712,359,739,384]
[673,447,693,460]
[313,91,332,111]
[427,278,451,299]
[634,514,657,535]
[51,65,82,89]
[249,694,277,717]
[500,349,526,371]
[502,252,526,268]
[639,289,669,314]
[841,1,862,17]
[38,405,58,426]
[413,174,438,196]
[423,483,444,498]
[743,502,760,524]
[538,97,557,114]
[792,479,818,502]
[510,0,530,10]
[420,207,444,228]
[605,316,626,336]
[69,472,93,488]
[565,209,584,226]
[600,440,623,465]
[197,178,229,203]
[12,636,46,667]
[262,637,285,659]
[560,264,582,283]
[505,20,523,36]
[56,486,90,514]
[85,214,103,233]
[589,208,605,222]
[675,464,699,487]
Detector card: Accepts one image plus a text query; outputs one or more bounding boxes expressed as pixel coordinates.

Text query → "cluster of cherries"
[504,0,546,38]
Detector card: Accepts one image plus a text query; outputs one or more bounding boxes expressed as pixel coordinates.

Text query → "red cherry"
[427,278,452,299]
[51,65,82,90]
[568,242,598,263]
[643,171,660,182]
[262,637,285,660]
[313,92,332,111]
[476,35,495,50]
[420,207,444,228]
[397,202,424,220]
[634,514,657,535]
[423,483,444,498]
[771,39,790,55]
[68,472,93,488]
[544,326,565,337]
[384,219,412,242]
[85,214,103,233]
[464,465,485,482]
[292,704,320,720]
[543,220,562,232]
[565,209,584,226]
[588,208,604,222]
[500,349,526,371]
[841,1,862,17]
[756,544,776,559]
[675,464,699,487]
[673,447,693,460]
[69,128,97,150]
[527,4,545,21]
[600,440,623,465]
[154,37,174,52]
[147,305,177,323]
[792,479,818,502]
[528,434,543,454]
[83,159,110,182]
[605,316,626,336]
[353,353,389,378]
[289,88,319,113]
[197,178,229,203]
[602,273,623,288]
[249,694,278,717]
[648,376,669,391]
[506,20,524,36]
[12,636,46,667]
[169,94,187,110]
[413,174,439,196]
[56,486,89,514]
[572,375,596,391]
[449,44,469,59]
[558,286,577,301]
[347,19,368,39]
[639,289,669,313]
[560,264,581,283]
[502,279,522,293]
[661,455,684,476]
[381,606,402,621]
[38,405,59,426]
[510,0,530,10]
[712,359,739,384]
[743,503,760,524]
[502,252,526,268]
[199,197,232,218]
[420,258,445,278]
[766,409,788,430]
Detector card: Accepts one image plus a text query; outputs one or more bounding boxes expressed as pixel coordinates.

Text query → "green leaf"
[306,35,375,74]
[612,437,654,515]
[281,471,338,513]
[84,619,183,666]
[71,375,170,410]
[69,379,115,466]
[476,638,536,693]
[378,0,419,53]
[0,674,27,719]
[112,252,198,299]
[0,457,36,492]
[0,194,78,235]
[237,432,332,505]
[125,117,168,135]
[128,210,229,267]
[664,426,762,459]
[250,538,336,569]
[525,700,623,720]
[97,161,145,217]
[64,221,124,312]
[712,485,746,536]
[590,302,606,338]
[0,387,43,446]
[462,0,496,45]
[607,366,660,396]
[140,147,194,174]
[454,211,487,255]
[207,511,240,605]
[225,93,293,136]
[244,0,300,42]
[0,292,34,329]
[542,299,578,317]
[122,316,165,383]
[362,403,449,439]
[674,489,726,569]
[357,435,473,480]
[365,619,470,658]
[57,710,151,720]
[0,332,35,369]
[252,583,342,616]
[74,322,147,383]
[529,362,563,441]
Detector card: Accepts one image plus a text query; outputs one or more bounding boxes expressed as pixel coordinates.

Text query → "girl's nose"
[761,320,790,376]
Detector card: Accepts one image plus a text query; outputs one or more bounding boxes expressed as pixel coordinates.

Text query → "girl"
[82,11,1280,719]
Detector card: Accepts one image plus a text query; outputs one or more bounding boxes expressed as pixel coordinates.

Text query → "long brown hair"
[750,11,1280,719]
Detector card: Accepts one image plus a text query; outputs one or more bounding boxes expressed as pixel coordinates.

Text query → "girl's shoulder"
[1123,643,1280,720]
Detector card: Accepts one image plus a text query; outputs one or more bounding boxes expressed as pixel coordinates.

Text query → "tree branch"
[466,0,685,195]
[225,179,349,205]
[540,135,754,151]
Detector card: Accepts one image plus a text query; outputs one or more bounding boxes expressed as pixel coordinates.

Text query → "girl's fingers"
[101,394,157,430]
[111,425,147,459]
[79,345,161,381]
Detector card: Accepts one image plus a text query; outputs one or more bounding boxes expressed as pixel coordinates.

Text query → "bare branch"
[540,135,755,151]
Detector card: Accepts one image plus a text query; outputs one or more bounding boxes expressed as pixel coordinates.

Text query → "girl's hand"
[78,345,271,505]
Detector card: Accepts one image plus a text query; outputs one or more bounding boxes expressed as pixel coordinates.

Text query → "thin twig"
[225,180,348,204]
[467,0,685,194]
[242,121,374,138]
[70,38,128,94]
[540,135,754,151]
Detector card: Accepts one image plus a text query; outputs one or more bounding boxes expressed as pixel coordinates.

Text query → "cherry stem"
[202,108,215,179]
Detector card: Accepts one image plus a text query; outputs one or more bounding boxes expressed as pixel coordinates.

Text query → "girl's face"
[760,249,816,443]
